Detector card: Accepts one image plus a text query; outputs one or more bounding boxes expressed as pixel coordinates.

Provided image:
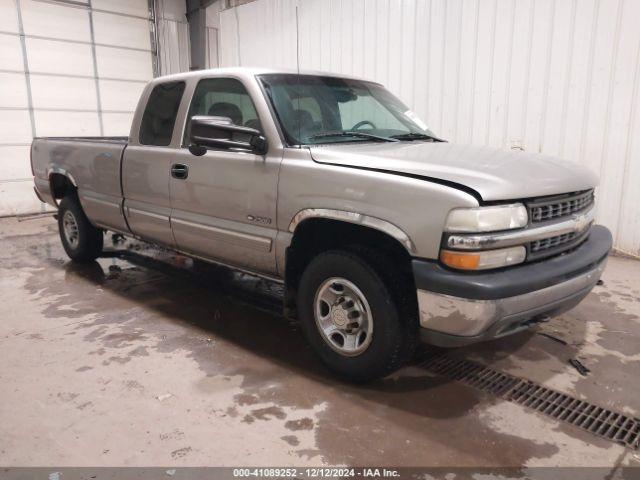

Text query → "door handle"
[171,163,189,180]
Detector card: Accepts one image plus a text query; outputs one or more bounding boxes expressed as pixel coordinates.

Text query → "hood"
[309,142,598,201]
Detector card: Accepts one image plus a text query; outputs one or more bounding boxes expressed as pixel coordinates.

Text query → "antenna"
[295,5,300,75]
[295,4,301,147]
[234,7,241,66]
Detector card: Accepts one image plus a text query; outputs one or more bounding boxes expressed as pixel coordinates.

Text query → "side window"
[139,81,185,146]
[184,78,262,143]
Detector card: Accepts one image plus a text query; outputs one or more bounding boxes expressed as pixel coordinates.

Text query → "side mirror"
[188,115,268,156]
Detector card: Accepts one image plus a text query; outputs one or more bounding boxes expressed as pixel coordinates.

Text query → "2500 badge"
[247,214,272,225]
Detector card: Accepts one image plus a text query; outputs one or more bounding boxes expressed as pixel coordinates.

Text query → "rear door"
[169,76,281,275]
[122,81,185,247]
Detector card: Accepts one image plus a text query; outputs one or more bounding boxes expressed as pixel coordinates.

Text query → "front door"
[169,77,280,275]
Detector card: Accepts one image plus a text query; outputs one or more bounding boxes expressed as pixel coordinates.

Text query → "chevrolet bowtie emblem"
[574,213,589,232]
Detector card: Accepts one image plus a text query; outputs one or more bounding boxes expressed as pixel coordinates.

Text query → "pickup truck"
[32,67,612,381]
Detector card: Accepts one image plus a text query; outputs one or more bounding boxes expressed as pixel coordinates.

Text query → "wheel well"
[284,218,415,318]
[49,173,76,200]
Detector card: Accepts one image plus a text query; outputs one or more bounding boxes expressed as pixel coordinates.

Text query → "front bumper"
[413,225,612,347]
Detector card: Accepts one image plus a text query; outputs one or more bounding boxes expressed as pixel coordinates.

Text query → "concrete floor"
[0,215,639,469]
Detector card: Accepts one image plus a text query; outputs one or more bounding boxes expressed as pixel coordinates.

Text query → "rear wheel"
[58,195,103,262]
[297,250,416,382]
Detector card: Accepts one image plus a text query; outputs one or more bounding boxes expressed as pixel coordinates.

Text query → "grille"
[527,228,591,260]
[530,232,577,253]
[421,354,640,449]
[529,190,594,223]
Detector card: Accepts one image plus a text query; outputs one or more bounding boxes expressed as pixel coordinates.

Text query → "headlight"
[444,204,528,232]
[440,246,526,270]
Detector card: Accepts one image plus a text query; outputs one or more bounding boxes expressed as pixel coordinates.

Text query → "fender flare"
[45,167,78,206]
[288,208,416,254]
[47,167,78,187]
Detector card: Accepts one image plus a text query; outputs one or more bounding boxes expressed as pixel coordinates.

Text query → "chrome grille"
[528,228,591,260]
[529,190,594,223]
[530,232,577,253]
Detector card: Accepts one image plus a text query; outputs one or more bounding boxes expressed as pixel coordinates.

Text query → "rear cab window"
[139,81,186,146]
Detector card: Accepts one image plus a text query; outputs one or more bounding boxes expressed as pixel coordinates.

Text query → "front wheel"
[58,195,103,262]
[297,250,415,382]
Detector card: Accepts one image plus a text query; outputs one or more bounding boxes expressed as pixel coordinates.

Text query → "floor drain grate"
[422,355,521,397]
[421,355,640,450]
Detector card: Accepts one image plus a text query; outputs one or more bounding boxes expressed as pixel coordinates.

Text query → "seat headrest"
[208,102,243,126]
[293,109,314,129]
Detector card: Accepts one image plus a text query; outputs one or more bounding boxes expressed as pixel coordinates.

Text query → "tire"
[296,250,417,382]
[58,195,103,263]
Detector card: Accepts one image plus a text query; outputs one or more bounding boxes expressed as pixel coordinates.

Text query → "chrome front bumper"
[417,259,605,346]
[413,225,612,347]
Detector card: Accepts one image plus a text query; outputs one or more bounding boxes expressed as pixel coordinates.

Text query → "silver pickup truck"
[32,67,612,381]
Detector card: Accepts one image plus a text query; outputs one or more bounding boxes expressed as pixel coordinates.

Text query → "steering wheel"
[351,120,377,130]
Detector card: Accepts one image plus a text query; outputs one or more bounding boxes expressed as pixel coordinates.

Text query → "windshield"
[258,74,439,145]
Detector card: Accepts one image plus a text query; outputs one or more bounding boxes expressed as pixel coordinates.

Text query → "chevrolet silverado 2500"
[32,68,612,381]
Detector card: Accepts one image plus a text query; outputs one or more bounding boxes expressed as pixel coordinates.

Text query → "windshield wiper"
[309,131,399,143]
[390,132,444,142]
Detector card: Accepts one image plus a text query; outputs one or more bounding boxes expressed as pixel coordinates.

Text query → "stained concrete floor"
[0,215,639,469]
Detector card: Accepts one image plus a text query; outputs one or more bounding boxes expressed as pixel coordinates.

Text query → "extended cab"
[32,68,612,381]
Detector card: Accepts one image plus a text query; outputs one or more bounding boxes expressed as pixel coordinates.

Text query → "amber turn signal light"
[440,250,481,270]
[440,246,526,270]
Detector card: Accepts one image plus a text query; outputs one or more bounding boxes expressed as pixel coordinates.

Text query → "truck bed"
[31,136,130,234]
[33,136,128,144]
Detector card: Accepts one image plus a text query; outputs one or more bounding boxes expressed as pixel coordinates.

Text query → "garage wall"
[156,0,190,75]
[205,0,223,68]
[218,0,640,256]
[0,0,189,217]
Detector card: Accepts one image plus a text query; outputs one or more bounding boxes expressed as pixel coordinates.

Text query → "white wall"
[205,0,223,68]
[156,0,190,75]
[0,0,188,217]
[219,0,640,256]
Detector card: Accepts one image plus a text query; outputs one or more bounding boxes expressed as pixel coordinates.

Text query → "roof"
[150,66,374,85]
